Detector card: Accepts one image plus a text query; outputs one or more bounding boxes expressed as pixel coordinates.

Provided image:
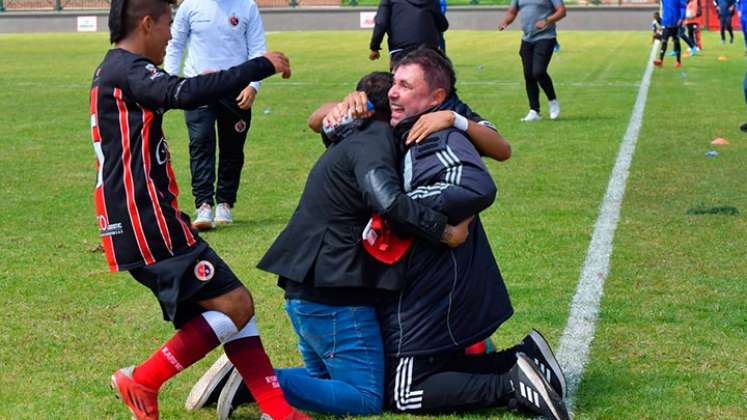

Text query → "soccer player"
[654,0,687,68]
[684,0,702,50]
[89,0,306,419]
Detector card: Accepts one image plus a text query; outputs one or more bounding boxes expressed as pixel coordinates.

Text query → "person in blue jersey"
[738,0,747,51]
[164,0,267,230]
[654,0,687,68]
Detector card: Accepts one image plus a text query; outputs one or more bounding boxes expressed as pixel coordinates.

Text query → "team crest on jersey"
[145,63,164,80]
[156,138,170,165]
[194,260,215,281]
[229,15,239,26]
[234,119,247,133]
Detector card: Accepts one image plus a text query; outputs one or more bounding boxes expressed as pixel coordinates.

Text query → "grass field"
[0,30,745,419]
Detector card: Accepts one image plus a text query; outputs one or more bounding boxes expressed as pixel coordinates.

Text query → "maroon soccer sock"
[224,336,293,420]
[133,314,220,391]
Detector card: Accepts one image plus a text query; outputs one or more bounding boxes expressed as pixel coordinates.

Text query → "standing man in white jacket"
[165,0,267,230]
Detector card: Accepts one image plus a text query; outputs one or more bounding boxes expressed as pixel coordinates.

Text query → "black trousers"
[185,102,252,208]
[385,348,518,413]
[719,13,734,42]
[519,38,557,113]
[659,26,682,62]
[686,23,700,48]
[677,26,696,49]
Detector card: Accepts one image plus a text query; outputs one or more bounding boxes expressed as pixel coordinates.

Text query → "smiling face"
[143,4,172,65]
[388,63,443,127]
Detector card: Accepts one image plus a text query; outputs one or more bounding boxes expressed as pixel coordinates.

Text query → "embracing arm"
[408,132,497,224]
[406,110,511,162]
[353,131,470,247]
[126,53,289,111]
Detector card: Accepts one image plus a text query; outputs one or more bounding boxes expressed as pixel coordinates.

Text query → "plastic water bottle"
[323,101,374,142]
[705,150,718,158]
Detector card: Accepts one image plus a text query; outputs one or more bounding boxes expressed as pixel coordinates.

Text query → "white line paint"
[555,41,660,413]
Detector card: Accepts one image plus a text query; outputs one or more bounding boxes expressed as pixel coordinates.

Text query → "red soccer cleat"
[111,366,160,420]
[653,60,663,67]
[674,61,682,69]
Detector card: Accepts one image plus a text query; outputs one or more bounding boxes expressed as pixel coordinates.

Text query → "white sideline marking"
[555,41,660,412]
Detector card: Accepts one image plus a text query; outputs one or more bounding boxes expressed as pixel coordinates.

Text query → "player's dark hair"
[109,0,175,44]
[394,46,456,97]
[356,71,394,121]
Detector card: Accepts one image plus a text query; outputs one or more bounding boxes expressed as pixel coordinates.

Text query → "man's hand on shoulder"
[406,110,455,145]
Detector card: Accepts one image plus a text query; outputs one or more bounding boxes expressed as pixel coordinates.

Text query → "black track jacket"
[370,0,449,53]
[379,118,513,357]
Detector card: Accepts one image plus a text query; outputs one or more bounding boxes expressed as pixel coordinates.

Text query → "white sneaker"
[521,109,542,122]
[549,100,560,120]
[192,203,215,231]
[215,203,233,225]
[185,354,233,411]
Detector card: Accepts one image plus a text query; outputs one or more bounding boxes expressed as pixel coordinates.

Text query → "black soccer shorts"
[129,240,243,328]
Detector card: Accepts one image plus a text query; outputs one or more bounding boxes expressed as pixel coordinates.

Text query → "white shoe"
[217,369,245,420]
[521,109,542,122]
[548,100,560,120]
[192,203,215,231]
[185,354,234,411]
[215,203,233,225]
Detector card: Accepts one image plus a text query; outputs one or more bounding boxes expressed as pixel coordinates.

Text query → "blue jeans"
[277,299,384,415]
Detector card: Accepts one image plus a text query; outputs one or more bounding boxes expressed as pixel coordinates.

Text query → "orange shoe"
[674,61,682,69]
[653,60,663,67]
[111,366,159,420]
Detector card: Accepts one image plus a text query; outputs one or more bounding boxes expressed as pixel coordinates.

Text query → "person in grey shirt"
[499,0,566,122]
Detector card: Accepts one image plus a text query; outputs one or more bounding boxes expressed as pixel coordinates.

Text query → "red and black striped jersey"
[89,48,275,272]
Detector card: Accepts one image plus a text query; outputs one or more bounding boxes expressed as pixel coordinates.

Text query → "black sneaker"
[185,354,234,411]
[217,368,255,420]
[509,353,569,420]
[518,329,566,398]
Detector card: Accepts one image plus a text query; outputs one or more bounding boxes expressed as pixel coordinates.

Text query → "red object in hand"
[362,213,414,265]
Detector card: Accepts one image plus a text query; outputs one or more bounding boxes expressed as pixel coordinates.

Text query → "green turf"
[0,30,745,419]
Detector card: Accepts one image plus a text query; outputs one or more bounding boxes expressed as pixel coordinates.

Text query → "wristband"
[452,111,469,131]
